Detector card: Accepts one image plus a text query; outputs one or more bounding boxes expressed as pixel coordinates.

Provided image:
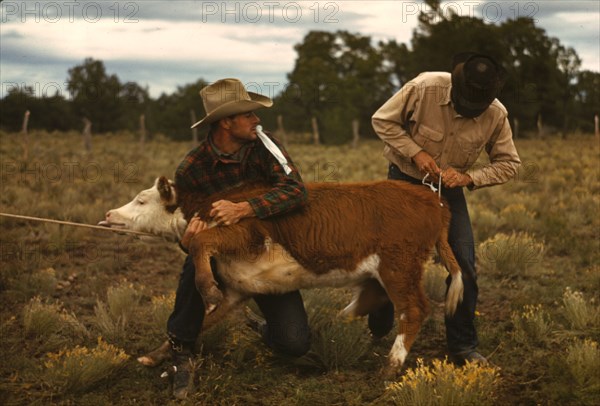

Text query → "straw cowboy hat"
[191,78,273,129]
[451,52,506,117]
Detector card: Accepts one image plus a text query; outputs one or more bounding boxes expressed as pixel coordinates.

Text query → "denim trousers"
[166,256,311,357]
[388,163,479,354]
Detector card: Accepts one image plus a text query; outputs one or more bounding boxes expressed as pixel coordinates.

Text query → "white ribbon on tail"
[255,125,292,175]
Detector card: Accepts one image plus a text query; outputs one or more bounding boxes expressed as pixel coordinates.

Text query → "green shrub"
[23,297,64,339]
[93,300,126,341]
[93,283,141,340]
[43,338,128,394]
[566,339,600,388]
[471,205,502,242]
[500,203,536,232]
[479,232,544,277]
[150,292,175,331]
[386,358,501,406]
[11,267,58,299]
[106,283,141,321]
[562,288,600,330]
[511,304,552,346]
[301,289,369,371]
[23,296,87,340]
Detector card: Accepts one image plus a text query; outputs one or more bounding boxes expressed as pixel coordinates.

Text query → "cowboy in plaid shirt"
[175,130,306,219]
[167,79,309,399]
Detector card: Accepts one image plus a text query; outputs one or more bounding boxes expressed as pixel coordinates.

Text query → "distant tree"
[378,39,411,88]
[0,86,76,132]
[383,0,591,135]
[280,30,390,143]
[498,18,583,133]
[67,58,122,133]
[119,82,151,132]
[149,79,208,140]
[0,87,35,132]
[573,70,600,132]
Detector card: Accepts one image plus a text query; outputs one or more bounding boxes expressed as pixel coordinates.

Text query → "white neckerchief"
[256,125,292,175]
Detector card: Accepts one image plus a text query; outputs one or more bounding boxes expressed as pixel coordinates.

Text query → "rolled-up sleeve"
[372,82,423,159]
[467,116,521,189]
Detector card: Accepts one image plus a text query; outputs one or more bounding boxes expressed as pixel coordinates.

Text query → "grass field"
[0,130,598,405]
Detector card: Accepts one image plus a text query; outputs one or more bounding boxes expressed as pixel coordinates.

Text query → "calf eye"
[137,200,145,205]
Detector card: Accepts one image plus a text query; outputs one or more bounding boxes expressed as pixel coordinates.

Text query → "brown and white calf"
[101,176,463,375]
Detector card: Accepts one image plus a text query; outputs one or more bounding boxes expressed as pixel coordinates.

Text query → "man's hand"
[210,200,254,226]
[180,215,208,250]
[412,151,441,180]
[442,167,473,188]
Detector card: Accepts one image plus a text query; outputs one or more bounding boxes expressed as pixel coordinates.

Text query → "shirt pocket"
[448,130,487,170]
[413,124,445,159]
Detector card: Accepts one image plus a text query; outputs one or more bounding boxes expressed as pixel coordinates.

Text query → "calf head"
[99,176,187,241]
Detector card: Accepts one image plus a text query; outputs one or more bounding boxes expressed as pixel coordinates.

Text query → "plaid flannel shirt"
[175,133,307,219]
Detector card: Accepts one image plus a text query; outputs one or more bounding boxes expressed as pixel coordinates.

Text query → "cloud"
[1,0,598,99]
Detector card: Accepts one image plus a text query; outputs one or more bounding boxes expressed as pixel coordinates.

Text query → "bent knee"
[265,323,311,357]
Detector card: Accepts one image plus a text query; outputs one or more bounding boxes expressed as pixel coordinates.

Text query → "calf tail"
[436,209,464,316]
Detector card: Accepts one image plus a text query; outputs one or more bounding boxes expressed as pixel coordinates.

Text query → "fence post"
[513,117,519,139]
[595,114,599,138]
[277,114,287,147]
[190,109,199,144]
[82,117,92,152]
[139,114,146,145]
[21,110,30,161]
[311,116,320,146]
[536,113,544,138]
[351,119,360,149]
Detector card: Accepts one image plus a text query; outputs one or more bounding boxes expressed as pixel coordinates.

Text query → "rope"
[421,172,444,207]
[0,212,154,237]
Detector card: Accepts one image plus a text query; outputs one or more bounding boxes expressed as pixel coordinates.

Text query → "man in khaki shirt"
[371,52,521,365]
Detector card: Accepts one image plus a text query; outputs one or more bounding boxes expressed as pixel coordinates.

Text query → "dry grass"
[1,131,599,404]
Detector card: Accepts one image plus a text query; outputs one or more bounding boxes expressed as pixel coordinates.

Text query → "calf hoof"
[137,340,171,367]
[203,285,224,309]
[380,364,402,381]
[205,303,217,314]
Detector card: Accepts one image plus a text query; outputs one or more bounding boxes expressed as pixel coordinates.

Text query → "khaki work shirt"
[372,72,521,189]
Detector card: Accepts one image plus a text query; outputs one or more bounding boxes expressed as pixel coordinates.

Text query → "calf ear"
[157,176,175,204]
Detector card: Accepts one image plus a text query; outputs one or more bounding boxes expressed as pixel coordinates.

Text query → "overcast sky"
[1,1,598,99]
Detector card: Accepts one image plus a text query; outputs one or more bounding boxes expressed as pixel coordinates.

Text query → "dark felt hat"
[451,52,505,113]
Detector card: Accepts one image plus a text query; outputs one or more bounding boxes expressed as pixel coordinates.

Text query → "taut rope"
[0,212,154,237]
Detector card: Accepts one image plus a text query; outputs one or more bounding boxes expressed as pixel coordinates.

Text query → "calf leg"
[138,340,171,367]
[379,260,429,376]
[201,294,244,331]
[189,236,223,311]
[339,279,390,318]
[138,294,244,367]
[189,225,264,310]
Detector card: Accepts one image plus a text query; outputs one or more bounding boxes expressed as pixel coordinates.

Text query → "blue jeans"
[167,256,311,357]
[387,163,479,355]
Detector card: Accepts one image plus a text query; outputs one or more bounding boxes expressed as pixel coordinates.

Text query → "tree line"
[2,4,598,143]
